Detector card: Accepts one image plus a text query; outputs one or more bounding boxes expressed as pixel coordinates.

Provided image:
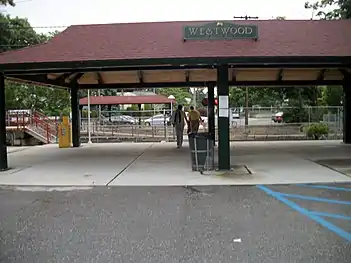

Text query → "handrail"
[6,110,58,143]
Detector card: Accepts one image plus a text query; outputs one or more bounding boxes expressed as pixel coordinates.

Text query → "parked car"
[121,115,139,124]
[144,114,170,126]
[272,112,284,123]
[231,108,240,119]
[100,115,138,125]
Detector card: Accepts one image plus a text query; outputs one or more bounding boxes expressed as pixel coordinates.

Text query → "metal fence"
[79,107,344,143]
[229,106,343,141]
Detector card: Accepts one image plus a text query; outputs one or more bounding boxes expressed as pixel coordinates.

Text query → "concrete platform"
[1,141,351,186]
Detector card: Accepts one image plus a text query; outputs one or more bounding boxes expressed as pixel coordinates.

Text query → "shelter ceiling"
[43,68,344,85]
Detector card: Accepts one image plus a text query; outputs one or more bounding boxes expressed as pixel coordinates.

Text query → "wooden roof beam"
[277,69,284,81]
[339,68,351,78]
[54,72,73,83]
[7,74,69,88]
[96,72,104,84]
[231,69,237,81]
[185,71,190,82]
[71,73,84,84]
[317,69,326,80]
[78,80,343,89]
[137,70,144,83]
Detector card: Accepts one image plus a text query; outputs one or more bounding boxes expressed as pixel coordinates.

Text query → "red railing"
[6,110,59,143]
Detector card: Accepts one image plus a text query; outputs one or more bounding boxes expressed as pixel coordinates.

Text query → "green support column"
[71,82,80,147]
[217,65,230,170]
[207,83,215,143]
[343,75,351,144]
[0,73,8,170]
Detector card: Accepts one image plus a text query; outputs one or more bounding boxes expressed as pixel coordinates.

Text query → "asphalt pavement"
[0,184,350,263]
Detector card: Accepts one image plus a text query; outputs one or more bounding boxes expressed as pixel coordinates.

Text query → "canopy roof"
[1,20,350,87]
[79,95,175,105]
[1,20,351,67]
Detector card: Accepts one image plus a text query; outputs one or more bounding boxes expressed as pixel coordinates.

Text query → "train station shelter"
[0,19,351,171]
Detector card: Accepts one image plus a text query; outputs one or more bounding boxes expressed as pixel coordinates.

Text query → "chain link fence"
[79,107,344,143]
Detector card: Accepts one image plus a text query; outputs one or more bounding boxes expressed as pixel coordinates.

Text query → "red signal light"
[201,98,208,106]
[201,98,218,106]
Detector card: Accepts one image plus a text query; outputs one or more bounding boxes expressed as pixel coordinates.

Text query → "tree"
[1,14,70,115]
[229,87,282,107]
[0,0,15,6]
[321,86,343,106]
[275,16,286,20]
[5,81,70,115]
[305,0,351,19]
[0,13,48,53]
[156,88,192,105]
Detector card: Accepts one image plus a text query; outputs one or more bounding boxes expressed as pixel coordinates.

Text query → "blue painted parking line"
[297,184,351,192]
[309,211,351,221]
[276,192,351,205]
[257,185,351,242]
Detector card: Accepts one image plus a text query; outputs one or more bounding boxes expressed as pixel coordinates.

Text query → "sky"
[2,0,316,33]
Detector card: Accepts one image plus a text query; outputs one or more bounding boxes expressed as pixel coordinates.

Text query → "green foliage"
[143,104,152,110]
[321,86,343,106]
[81,110,98,118]
[305,0,351,19]
[283,107,309,123]
[127,104,139,111]
[0,0,15,6]
[5,81,70,116]
[304,123,329,139]
[275,16,286,20]
[156,88,191,106]
[229,87,282,107]
[1,14,70,116]
[79,89,119,99]
[0,13,49,53]
[126,105,140,116]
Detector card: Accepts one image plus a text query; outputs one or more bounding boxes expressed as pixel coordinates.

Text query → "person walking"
[172,105,187,148]
[188,106,202,134]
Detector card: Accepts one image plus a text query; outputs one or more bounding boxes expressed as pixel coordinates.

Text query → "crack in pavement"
[105,144,154,186]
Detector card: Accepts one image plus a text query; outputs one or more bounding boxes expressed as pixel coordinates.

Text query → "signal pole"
[233,15,258,126]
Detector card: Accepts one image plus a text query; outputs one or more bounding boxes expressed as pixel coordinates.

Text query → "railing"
[6,110,58,144]
[79,106,344,142]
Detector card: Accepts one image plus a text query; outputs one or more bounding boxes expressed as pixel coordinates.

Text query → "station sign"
[184,22,258,41]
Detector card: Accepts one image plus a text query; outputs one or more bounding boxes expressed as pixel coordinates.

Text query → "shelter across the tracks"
[79,95,175,106]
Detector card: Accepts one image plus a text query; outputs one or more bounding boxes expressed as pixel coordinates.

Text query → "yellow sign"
[58,116,71,148]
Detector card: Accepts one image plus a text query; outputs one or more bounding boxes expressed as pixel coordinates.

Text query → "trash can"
[188,132,214,171]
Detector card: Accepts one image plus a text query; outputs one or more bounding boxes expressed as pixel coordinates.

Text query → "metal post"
[217,65,230,170]
[98,89,101,123]
[87,89,92,144]
[163,109,167,141]
[108,105,112,121]
[245,86,249,126]
[138,104,142,127]
[207,83,215,143]
[170,101,173,117]
[343,77,351,144]
[71,82,80,147]
[0,73,8,170]
[193,88,197,107]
